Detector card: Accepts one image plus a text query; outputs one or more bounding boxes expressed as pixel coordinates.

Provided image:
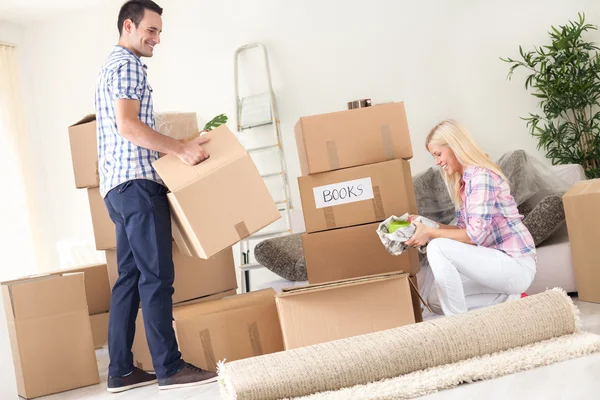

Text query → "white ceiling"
[0,0,106,24]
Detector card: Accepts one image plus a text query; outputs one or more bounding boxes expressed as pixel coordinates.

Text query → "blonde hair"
[425,120,507,208]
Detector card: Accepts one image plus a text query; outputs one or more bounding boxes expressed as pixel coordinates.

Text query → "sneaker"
[158,362,218,390]
[107,367,157,393]
[521,293,529,298]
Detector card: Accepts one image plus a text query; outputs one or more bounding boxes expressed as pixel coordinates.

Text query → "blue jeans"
[104,179,184,379]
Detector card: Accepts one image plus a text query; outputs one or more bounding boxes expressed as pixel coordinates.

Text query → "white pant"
[426,238,536,316]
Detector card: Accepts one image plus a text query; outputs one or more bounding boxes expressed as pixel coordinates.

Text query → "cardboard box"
[294,102,413,176]
[46,264,111,315]
[302,222,419,283]
[68,115,98,189]
[563,180,600,303]
[106,244,237,304]
[132,289,237,371]
[154,112,199,141]
[276,272,415,349]
[173,289,284,371]
[2,273,100,399]
[88,187,116,250]
[152,125,281,259]
[68,112,198,189]
[298,159,417,233]
[90,312,109,349]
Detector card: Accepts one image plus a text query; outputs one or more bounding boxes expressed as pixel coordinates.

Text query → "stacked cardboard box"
[294,102,423,321]
[563,180,600,303]
[1,273,100,398]
[130,288,284,372]
[276,271,415,349]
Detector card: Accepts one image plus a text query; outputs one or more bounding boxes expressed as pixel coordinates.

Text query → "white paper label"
[313,177,374,209]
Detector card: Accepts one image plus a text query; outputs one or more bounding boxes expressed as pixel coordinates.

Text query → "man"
[95,0,217,393]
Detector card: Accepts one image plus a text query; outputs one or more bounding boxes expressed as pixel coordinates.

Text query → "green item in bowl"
[388,220,411,233]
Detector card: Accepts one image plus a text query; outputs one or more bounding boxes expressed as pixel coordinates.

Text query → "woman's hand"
[405,221,431,247]
[407,214,419,222]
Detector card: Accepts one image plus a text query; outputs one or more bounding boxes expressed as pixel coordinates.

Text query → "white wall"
[14,0,600,273]
[0,17,24,400]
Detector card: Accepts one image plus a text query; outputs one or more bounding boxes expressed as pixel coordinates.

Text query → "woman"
[405,120,536,316]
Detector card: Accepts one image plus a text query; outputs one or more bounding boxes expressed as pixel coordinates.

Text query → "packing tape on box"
[235,222,250,239]
[381,124,395,160]
[325,125,394,171]
[326,141,340,170]
[200,328,218,370]
[323,207,337,229]
[372,186,385,220]
[248,322,263,357]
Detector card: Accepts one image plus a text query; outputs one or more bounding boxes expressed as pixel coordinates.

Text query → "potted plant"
[501,13,600,178]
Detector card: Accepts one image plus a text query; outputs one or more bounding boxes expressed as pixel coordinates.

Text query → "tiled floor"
[2,297,600,399]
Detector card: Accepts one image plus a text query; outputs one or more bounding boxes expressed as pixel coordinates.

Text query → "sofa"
[253,155,585,296]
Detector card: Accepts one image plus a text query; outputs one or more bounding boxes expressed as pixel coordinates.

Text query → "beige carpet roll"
[218,289,579,400]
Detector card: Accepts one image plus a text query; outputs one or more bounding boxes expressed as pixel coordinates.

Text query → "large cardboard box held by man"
[68,112,198,189]
[152,125,281,259]
[563,179,600,303]
[298,159,417,233]
[294,102,413,176]
[1,273,100,399]
[276,272,415,349]
[302,222,419,283]
[106,244,237,304]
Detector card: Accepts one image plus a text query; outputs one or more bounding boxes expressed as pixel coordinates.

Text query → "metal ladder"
[234,43,294,293]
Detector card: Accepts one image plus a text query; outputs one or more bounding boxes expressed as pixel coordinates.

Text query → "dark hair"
[117,0,163,36]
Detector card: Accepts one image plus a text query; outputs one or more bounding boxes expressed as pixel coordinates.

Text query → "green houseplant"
[501,13,600,178]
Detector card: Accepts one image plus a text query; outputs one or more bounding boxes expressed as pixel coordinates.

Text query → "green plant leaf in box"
[203,114,228,132]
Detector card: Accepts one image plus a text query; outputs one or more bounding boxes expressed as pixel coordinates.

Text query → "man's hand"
[405,221,431,247]
[176,135,211,166]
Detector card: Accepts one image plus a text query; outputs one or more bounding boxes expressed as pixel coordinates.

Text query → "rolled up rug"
[218,289,600,400]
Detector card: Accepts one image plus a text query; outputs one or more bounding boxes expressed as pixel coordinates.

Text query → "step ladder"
[234,43,294,293]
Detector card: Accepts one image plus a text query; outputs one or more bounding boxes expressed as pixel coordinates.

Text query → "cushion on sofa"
[254,233,307,281]
[522,194,566,246]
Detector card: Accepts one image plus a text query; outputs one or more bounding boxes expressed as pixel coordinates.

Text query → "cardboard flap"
[70,114,96,127]
[2,273,88,320]
[278,271,407,297]
[152,125,247,192]
[174,289,275,319]
[45,263,111,315]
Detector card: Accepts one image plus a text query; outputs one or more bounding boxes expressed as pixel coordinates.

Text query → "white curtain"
[0,44,36,281]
